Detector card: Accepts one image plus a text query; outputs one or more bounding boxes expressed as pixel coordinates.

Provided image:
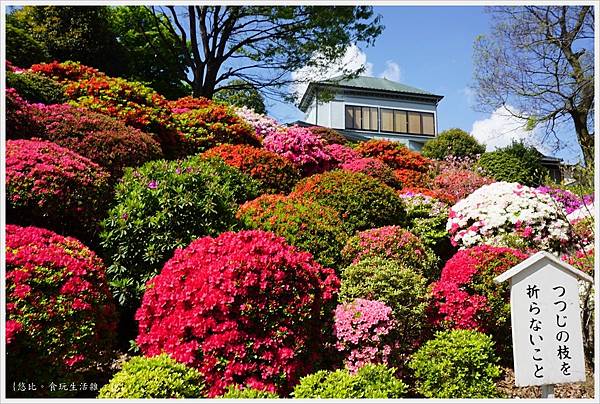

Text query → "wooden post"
[541,384,555,399]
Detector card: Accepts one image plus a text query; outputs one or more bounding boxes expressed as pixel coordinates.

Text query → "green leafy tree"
[213,79,266,114]
[422,128,486,160]
[472,6,594,167]
[137,6,383,98]
[5,23,50,67]
[478,141,548,186]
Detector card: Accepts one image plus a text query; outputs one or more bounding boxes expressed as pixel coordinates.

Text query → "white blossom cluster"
[447,182,570,251]
[567,202,595,223]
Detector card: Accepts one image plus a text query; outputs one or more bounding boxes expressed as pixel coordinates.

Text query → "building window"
[345,105,378,131]
[380,108,435,136]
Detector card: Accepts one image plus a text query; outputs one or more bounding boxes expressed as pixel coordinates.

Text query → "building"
[298,75,443,151]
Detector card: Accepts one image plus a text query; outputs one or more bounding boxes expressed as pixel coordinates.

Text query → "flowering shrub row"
[135,230,340,397]
[6,87,44,138]
[30,60,105,83]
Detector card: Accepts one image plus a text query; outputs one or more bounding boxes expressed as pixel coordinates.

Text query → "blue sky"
[269,5,584,164]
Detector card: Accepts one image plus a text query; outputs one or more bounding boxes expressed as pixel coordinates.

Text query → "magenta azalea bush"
[334,299,397,372]
[6,87,44,138]
[326,143,361,166]
[263,126,334,176]
[536,185,594,215]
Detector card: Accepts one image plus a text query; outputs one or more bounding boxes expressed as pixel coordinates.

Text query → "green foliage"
[100,156,259,310]
[6,71,66,104]
[6,23,50,67]
[409,329,502,398]
[293,364,406,398]
[98,355,204,398]
[421,128,486,160]
[477,141,548,186]
[218,386,279,399]
[213,79,267,114]
[339,257,429,353]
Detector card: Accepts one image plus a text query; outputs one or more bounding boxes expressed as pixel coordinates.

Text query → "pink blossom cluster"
[334,299,397,372]
[263,126,334,176]
[325,143,361,166]
[235,106,283,139]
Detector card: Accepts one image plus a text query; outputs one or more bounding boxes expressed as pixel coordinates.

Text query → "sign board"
[494,251,593,387]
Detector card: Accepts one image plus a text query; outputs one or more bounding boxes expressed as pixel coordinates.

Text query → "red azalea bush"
[431,167,495,204]
[237,194,350,268]
[6,225,117,395]
[135,230,339,397]
[30,60,105,83]
[202,144,299,194]
[34,104,163,180]
[264,126,334,176]
[167,95,213,113]
[308,126,347,145]
[393,168,429,188]
[172,102,260,153]
[64,75,184,157]
[356,139,431,171]
[430,245,529,351]
[341,226,439,281]
[341,157,399,188]
[6,139,111,242]
[326,143,361,166]
[6,87,45,139]
[291,170,406,233]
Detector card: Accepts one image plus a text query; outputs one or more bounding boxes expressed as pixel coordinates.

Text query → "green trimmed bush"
[292,364,406,399]
[6,71,66,105]
[409,329,502,398]
[98,355,204,398]
[421,128,485,160]
[100,156,259,310]
[6,23,50,68]
[339,257,429,353]
[291,170,406,233]
[218,386,279,399]
[477,141,548,186]
[237,194,350,269]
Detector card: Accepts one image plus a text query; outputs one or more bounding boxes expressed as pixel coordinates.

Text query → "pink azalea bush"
[341,157,399,188]
[263,126,334,176]
[325,143,361,166]
[334,299,397,372]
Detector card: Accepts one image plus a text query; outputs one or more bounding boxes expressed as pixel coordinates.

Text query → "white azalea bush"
[235,106,283,139]
[447,182,570,252]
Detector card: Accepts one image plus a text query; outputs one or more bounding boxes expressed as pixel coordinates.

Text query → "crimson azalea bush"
[6,139,111,243]
[341,226,439,281]
[6,87,44,139]
[167,95,213,113]
[100,156,259,310]
[432,167,495,204]
[264,126,334,176]
[6,225,117,396]
[430,245,529,352]
[30,60,105,83]
[34,104,163,180]
[334,299,397,372]
[237,194,350,268]
[308,126,347,145]
[356,139,431,171]
[339,257,429,356]
[341,157,399,188]
[135,230,340,397]
[326,143,360,166]
[172,102,260,153]
[202,144,300,194]
[291,170,406,233]
[64,75,184,157]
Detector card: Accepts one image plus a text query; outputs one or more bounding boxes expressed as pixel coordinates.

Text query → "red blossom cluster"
[6,225,117,390]
[6,139,111,241]
[203,144,299,194]
[341,157,399,188]
[356,139,431,171]
[430,245,528,338]
[431,167,495,204]
[167,95,213,113]
[30,60,105,83]
[135,230,339,397]
[398,187,455,205]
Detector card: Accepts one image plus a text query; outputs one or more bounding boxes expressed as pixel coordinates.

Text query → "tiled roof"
[320,75,439,97]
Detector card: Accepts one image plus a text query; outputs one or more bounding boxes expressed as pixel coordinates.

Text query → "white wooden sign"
[494,251,593,387]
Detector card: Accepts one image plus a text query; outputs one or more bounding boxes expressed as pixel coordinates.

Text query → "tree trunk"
[570,110,594,168]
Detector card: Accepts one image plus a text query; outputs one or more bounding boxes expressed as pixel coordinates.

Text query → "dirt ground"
[496,366,596,399]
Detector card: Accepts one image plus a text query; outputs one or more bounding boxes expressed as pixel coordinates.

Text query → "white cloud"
[460,87,476,107]
[291,44,373,102]
[379,61,401,82]
[471,106,550,154]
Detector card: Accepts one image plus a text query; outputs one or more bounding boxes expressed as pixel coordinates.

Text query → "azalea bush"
[30,60,104,83]
[172,102,260,153]
[409,329,502,398]
[447,182,570,251]
[537,185,594,215]
[431,167,495,204]
[135,230,339,397]
[202,144,300,194]
[6,139,110,242]
[356,139,431,171]
[98,355,204,399]
[334,299,397,372]
[341,226,439,281]
[308,126,347,145]
[264,126,334,176]
[34,104,163,180]
[6,87,44,139]
[326,143,360,166]
[292,364,406,399]
[430,245,528,352]
[6,71,66,104]
[100,156,259,309]
[341,157,399,188]
[167,95,212,113]
[339,257,429,355]
[6,225,117,396]
[237,194,349,269]
[235,105,282,139]
[291,170,406,233]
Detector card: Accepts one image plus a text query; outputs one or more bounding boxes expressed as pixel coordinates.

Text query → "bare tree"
[472,6,594,166]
